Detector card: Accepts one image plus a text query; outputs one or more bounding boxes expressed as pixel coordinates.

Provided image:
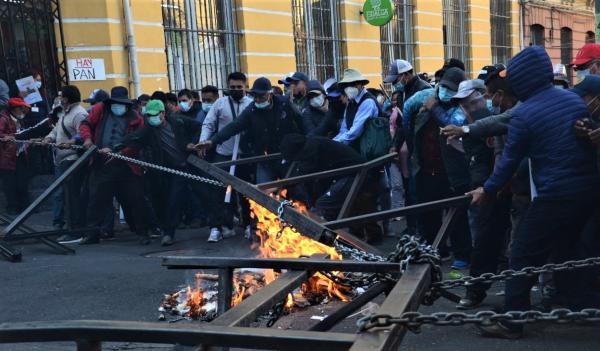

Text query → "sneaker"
[161,235,174,246]
[451,260,470,270]
[477,322,523,339]
[207,227,223,243]
[457,292,486,310]
[222,226,236,239]
[79,235,100,245]
[56,234,82,244]
[150,227,163,239]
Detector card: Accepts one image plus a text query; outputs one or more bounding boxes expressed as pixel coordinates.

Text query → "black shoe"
[457,292,486,310]
[79,235,100,245]
[100,231,115,240]
[477,322,523,339]
[56,234,82,244]
[150,227,163,239]
[161,235,174,246]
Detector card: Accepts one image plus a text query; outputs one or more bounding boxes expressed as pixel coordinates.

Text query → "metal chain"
[333,240,386,262]
[433,256,600,290]
[0,138,226,188]
[357,308,600,333]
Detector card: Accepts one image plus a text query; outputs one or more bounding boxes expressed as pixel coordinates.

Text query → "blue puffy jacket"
[484,46,599,198]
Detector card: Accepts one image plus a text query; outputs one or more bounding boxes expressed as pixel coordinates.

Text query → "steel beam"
[349,264,431,351]
[217,268,233,316]
[0,320,355,351]
[163,256,400,273]
[187,155,381,255]
[211,270,309,327]
[212,153,281,168]
[309,281,392,332]
[256,153,396,191]
[2,146,96,239]
[323,195,472,230]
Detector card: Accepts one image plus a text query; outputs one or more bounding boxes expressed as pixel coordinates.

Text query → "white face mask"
[344,86,359,100]
[309,94,325,108]
[576,69,590,84]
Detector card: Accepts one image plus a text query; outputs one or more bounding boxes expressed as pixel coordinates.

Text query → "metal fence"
[161,0,241,92]
[442,0,470,72]
[490,0,512,65]
[291,0,343,82]
[380,0,414,78]
[0,0,65,97]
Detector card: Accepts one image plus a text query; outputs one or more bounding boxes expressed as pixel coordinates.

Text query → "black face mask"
[229,90,245,101]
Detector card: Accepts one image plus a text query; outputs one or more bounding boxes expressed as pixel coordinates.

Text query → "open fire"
[160,192,353,321]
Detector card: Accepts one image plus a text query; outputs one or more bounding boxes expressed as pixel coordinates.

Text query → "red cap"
[8,98,31,109]
[570,43,600,66]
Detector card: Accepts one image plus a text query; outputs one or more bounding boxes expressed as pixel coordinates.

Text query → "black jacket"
[291,136,365,175]
[119,113,201,167]
[302,105,327,136]
[211,95,303,156]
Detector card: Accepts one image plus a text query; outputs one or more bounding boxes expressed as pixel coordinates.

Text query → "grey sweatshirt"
[45,103,88,164]
[200,95,252,156]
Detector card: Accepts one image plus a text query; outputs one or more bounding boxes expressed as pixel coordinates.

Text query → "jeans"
[52,164,65,226]
[467,193,511,296]
[386,163,405,209]
[163,167,205,237]
[56,160,85,229]
[505,191,598,319]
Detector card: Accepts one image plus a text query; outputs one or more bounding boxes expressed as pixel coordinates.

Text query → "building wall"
[522,0,595,81]
[56,0,526,95]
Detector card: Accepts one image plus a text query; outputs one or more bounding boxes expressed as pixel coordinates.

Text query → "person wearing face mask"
[0,98,32,214]
[383,59,431,110]
[470,46,599,339]
[301,80,329,134]
[199,72,253,242]
[195,77,303,184]
[332,69,379,146]
[285,72,310,111]
[78,86,149,245]
[41,86,88,242]
[119,99,202,246]
[403,67,472,269]
[177,89,203,120]
[197,85,219,125]
[571,43,600,83]
[309,78,344,138]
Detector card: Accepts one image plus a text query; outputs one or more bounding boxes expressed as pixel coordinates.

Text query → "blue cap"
[249,77,272,95]
[286,71,309,83]
[570,75,600,97]
[306,80,325,96]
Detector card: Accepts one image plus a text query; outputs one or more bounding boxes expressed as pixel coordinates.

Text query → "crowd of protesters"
[1,43,599,339]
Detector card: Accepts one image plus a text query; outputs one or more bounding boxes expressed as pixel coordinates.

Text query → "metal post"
[123,0,141,97]
[217,268,233,316]
[336,169,368,220]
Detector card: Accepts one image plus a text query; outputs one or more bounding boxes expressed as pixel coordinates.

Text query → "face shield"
[457,91,492,123]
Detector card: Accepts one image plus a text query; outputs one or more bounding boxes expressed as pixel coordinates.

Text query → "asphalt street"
[0,214,598,351]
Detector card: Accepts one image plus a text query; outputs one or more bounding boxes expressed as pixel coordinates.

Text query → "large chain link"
[433,256,600,290]
[1,138,226,188]
[357,308,600,333]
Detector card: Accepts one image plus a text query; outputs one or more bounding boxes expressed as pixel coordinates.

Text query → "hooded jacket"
[484,46,599,197]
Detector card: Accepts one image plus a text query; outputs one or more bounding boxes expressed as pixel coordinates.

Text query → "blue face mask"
[255,100,270,109]
[576,69,590,83]
[147,115,162,126]
[111,104,127,116]
[394,82,405,93]
[437,86,455,103]
[34,81,42,89]
[202,103,213,113]
[141,106,147,114]
[179,101,191,112]
[486,99,501,115]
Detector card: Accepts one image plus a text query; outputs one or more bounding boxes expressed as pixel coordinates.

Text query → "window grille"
[162,0,241,92]
[291,0,343,82]
[442,0,470,72]
[560,27,573,83]
[490,0,512,65]
[530,24,545,47]
[380,0,414,79]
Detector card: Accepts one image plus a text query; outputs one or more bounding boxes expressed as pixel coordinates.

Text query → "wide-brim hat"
[108,86,133,105]
[338,68,369,86]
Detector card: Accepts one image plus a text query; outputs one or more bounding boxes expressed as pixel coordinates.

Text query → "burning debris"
[160,193,357,322]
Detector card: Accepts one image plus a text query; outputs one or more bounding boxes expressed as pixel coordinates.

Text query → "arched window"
[530,24,545,47]
[561,27,573,83]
